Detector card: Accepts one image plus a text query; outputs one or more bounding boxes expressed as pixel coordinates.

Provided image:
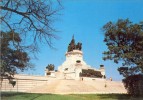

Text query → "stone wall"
[1,74,48,92]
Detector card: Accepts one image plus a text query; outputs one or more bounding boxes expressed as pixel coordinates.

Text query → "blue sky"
[21,0,143,81]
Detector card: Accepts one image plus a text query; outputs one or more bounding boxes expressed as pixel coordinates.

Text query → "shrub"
[123,74,143,96]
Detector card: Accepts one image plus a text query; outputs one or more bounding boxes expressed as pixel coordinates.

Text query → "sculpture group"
[68,35,82,52]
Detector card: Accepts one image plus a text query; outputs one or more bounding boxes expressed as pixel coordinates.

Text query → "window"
[76,60,81,63]
[65,68,68,71]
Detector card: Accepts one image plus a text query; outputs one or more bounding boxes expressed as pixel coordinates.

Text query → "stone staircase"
[28,79,127,94]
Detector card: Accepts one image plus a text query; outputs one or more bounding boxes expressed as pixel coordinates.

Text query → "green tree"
[103,19,143,76]
[0,31,31,87]
[122,74,143,96]
[0,0,62,49]
[103,19,143,95]
[46,64,55,71]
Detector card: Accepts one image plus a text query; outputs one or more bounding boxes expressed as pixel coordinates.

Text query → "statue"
[79,43,82,50]
[68,44,71,52]
[68,42,76,52]
[76,42,82,50]
[67,36,82,52]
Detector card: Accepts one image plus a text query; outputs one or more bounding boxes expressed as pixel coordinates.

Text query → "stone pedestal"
[58,50,92,80]
[58,50,91,73]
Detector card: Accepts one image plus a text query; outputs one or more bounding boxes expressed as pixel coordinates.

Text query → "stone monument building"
[45,36,105,80]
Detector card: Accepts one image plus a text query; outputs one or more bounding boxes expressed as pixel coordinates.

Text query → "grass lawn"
[1,92,143,100]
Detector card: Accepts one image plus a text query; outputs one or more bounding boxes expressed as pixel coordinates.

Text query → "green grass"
[1,92,143,100]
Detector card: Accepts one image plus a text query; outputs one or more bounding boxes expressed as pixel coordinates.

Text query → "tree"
[0,31,31,87]
[0,0,62,49]
[103,19,143,76]
[46,64,55,71]
[102,19,143,96]
[122,74,143,96]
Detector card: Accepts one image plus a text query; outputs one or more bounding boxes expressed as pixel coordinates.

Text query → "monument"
[46,36,105,80]
[1,36,127,94]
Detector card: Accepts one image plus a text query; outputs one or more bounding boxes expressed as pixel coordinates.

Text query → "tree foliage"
[103,19,143,96]
[0,31,31,83]
[46,64,55,71]
[103,19,143,76]
[80,69,103,78]
[123,74,143,96]
[0,0,62,49]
